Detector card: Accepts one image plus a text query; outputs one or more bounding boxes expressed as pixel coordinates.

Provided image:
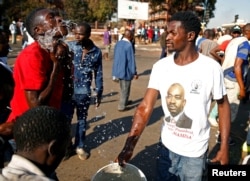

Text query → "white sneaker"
[76,148,89,160]
[208,117,218,127]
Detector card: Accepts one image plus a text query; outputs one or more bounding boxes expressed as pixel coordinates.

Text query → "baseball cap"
[231,25,242,34]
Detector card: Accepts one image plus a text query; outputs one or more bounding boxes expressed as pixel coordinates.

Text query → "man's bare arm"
[115,88,159,165]
[210,45,223,63]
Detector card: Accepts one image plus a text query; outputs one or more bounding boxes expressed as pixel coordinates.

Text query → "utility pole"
[234,14,239,23]
[0,0,3,28]
[203,0,208,24]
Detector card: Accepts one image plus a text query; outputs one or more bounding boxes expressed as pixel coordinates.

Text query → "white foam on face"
[37,27,61,52]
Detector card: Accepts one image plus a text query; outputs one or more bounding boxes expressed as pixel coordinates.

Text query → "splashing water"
[92,162,147,181]
[37,27,62,52]
[95,107,106,120]
[110,89,114,96]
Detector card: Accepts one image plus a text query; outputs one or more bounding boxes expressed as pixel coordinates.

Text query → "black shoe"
[126,100,133,106]
[216,135,235,146]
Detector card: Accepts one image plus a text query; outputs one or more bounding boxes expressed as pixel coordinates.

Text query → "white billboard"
[118,0,149,20]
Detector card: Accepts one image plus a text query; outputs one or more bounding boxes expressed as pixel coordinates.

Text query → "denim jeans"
[118,79,131,110]
[61,94,91,149]
[156,142,207,181]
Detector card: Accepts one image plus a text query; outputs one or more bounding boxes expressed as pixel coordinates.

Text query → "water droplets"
[95,107,106,120]
[109,89,114,96]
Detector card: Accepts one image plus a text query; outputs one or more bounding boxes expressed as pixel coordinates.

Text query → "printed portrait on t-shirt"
[165,83,193,129]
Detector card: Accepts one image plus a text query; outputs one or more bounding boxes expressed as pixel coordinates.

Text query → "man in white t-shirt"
[115,11,231,181]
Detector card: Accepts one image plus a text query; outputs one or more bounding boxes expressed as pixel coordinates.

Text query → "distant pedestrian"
[209,28,232,64]
[199,29,218,60]
[141,26,147,44]
[147,26,153,44]
[112,29,138,111]
[21,25,29,49]
[103,26,111,61]
[153,26,159,42]
[196,29,209,51]
[159,25,168,59]
[114,26,118,43]
[9,21,17,44]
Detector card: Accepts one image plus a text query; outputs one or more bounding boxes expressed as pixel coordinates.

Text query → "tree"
[63,0,87,22]
[1,0,62,24]
[141,0,216,24]
[84,0,117,22]
[0,0,217,28]
[63,0,117,23]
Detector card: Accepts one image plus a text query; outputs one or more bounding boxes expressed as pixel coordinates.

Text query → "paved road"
[7,39,250,181]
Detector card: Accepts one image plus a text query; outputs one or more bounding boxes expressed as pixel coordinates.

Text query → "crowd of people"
[0,7,250,180]
[198,24,250,149]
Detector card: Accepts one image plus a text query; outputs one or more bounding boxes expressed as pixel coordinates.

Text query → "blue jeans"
[61,94,91,149]
[118,79,131,110]
[156,142,207,181]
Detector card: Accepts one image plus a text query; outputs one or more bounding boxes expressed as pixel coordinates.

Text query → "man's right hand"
[134,74,139,80]
[114,136,138,167]
[115,146,134,167]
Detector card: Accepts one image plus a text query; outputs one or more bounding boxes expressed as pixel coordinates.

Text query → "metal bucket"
[91,162,147,181]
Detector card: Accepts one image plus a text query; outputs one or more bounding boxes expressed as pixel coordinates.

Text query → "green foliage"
[148,0,165,7]
[206,0,217,20]
[0,0,217,26]
[1,0,52,23]
[87,0,116,22]
[63,0,87,23]
[63,0,117,23]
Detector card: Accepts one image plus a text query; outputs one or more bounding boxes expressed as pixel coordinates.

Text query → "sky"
[207,0,250,28]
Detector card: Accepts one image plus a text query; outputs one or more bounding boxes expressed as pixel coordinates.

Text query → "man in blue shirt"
[66,22,103,160]
[112,29,138,111]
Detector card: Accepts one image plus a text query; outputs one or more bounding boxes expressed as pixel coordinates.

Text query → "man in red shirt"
[0,8,69,135]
